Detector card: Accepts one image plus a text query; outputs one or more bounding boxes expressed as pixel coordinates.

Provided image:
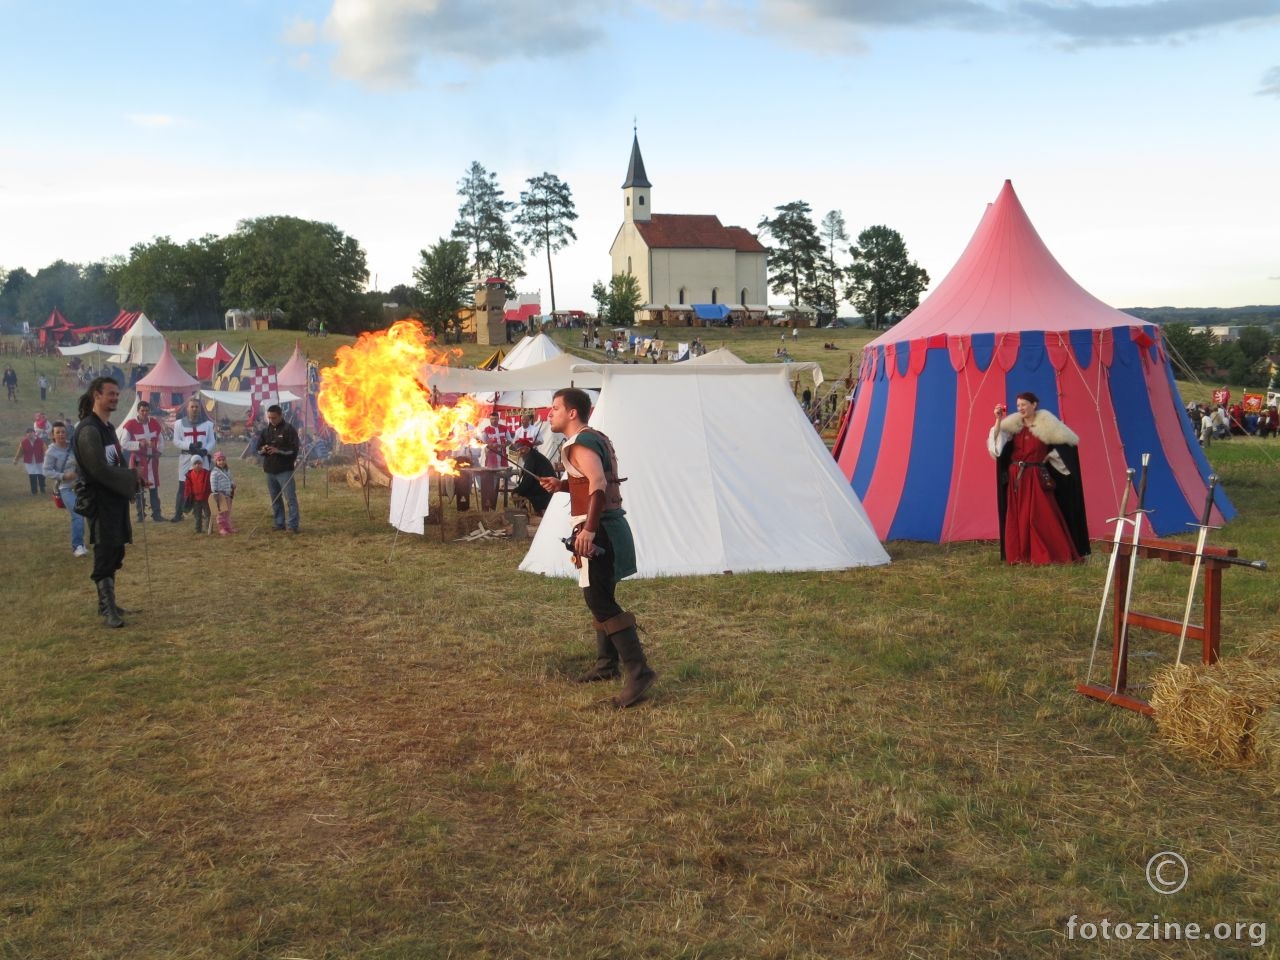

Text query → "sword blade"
[1115,453,1152,691]
[1174,475,1218,666]
[1086,467,1136,683]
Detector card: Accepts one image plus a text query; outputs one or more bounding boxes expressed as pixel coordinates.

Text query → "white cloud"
[1258,65,1280,96]
[322,0,613,89]
[282,16,319,45]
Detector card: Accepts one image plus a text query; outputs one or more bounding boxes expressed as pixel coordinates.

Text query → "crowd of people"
[1187,399,1279,444]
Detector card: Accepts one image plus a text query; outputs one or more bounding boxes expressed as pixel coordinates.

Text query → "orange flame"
[317,320,482,477]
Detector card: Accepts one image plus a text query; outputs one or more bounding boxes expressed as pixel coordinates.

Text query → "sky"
[2,0,1279,315]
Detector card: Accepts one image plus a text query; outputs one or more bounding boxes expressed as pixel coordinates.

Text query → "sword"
[1174,475,1219,667]
[1115,453,1151,692]
[1085,466,1136,684]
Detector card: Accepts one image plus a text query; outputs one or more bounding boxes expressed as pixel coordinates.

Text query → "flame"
[317,320,482,477]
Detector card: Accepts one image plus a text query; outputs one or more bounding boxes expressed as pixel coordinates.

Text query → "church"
[609,134,769,326]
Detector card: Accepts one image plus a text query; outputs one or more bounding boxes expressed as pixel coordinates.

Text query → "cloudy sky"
[2,0,1278,313]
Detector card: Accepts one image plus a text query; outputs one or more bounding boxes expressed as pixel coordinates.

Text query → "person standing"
[14,427,47,494]
[43,421,87,557]
[121,400,167,521]
[3,364,17,401]
[539,387,655,708]
[211,450,237,535]
[171,395,216,523]
[257,403,300,532]
[987,391,1090,566]
[476,411,511,511]
[183,455,213,533]
[38,374,49,402]
[74,377,142,628]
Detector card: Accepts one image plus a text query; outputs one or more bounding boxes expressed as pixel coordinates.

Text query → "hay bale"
[1151,659,1280,768]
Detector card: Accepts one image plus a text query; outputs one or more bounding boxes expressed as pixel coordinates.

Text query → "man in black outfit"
[257,403,301,532]
[74,377,143,628]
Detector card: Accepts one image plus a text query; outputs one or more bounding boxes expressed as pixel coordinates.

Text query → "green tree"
[758,201,822,310]
[1236,326,1275,366]
[0,267,33,328]
[844,225,929,330]
[593,273,641,328]
[222,216,368,333]
[513,172,578,313]
[17,261,100,328]
[1161,322,1213,376]
[814,210,849,325]
[414,238,473,342]
[452,162,525,287]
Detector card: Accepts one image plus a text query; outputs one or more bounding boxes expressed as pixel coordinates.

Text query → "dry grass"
[3,333,1279,959]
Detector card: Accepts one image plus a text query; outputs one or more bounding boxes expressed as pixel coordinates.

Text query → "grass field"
[2,327,1278,959]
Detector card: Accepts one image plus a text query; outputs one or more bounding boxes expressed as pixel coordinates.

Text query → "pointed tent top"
[277,343,309,393]
[872,180,1138,346]
[135,341,199,392]
[622,132,651,189]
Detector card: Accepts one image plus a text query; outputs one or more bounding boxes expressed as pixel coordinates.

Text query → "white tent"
[198,388,302,408]
[58,342,120,357]
[519,365,890,579]
[109,313,166,365]
[688,346,825,386]
[423,352,603,396]
[501,333,563,370]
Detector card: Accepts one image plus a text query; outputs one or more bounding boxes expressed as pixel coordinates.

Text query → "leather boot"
[576,623,620,682]
[603,612,655,708]
[217,511,231,535]
[97,578,124,628]
[97,576,133,617]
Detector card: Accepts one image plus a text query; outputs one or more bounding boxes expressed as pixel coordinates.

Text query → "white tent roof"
[687,347,824,385]
[199,388,302,408]
[110,313,166,365]
[58,342,120,357]
[519,365,889,579]
[501,333,563,370]
[424,352,604,395]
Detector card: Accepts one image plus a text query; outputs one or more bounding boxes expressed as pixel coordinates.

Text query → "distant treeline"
[1122,305,1280,327]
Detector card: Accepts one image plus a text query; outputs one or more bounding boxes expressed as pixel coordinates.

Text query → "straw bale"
[1151,658,1280,768]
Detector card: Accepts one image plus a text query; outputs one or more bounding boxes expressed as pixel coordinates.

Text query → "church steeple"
[622,130,651,223]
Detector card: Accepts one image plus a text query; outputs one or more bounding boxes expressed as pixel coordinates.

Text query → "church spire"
[622,130,651,223]
[623,131,651,188]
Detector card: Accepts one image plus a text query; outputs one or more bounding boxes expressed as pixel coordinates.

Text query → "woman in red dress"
[987,391,1090,565]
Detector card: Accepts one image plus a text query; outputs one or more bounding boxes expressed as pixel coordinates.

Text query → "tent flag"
[247,365,279,421]
[833,180,1233,543]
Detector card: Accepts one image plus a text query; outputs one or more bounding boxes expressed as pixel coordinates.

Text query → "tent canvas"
[134,342,199,408]
[109,313,166,365]
[520,365,890,579]
[688,346,824,386]
[213,342,272,391]
[832,180,1232,543]
[277,343,309,394]
[59,342,121,357]
[196,341,234,380]
[424,352,604,396]
[501,333,563,370]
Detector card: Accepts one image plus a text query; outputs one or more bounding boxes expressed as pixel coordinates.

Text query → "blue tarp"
[692,304,731,321]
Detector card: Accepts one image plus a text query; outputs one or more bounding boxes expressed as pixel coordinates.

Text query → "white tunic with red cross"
[173,417,217,480]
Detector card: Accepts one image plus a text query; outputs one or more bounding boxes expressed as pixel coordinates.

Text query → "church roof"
[622,133,651,188]
[634,214,767,253]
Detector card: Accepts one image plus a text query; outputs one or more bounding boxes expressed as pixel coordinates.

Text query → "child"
[184,455,213,534]
[211,451,237,535]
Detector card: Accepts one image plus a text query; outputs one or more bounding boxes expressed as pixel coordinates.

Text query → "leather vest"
[567,429,625,515]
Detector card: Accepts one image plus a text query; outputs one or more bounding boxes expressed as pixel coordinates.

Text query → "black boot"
[97,578,124,628]
[603,613,656,708]
[96,580,134,617]
[576,623,620,683]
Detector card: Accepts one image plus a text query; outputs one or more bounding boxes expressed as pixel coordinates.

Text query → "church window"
[626,197,631,207]
[711,288,718,304]
[627,256,632,274]
[678,288,686,304]
[638,195,645,206]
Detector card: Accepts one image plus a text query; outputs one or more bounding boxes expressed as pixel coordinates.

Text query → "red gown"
[1003,428,1080,565]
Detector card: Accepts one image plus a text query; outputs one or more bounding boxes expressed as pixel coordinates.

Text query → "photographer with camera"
[538,387,655,708]
[257,403,300,533]
[171,395,216,524]
[74,377,144,627]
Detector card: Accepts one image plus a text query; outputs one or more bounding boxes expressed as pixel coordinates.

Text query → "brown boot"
[603,612,655,708]
[576,623,620,682]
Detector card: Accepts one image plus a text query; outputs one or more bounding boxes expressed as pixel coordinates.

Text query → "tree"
[414,238,473,342]
[1160,322,1213,376]
[814,210,849,325]
[757,201,822,310]
[221,216,368,333]
[593,273,642,328]
[452,162,525,287]
[844,225,930,329]
[1236,326,1275,366]
[513,172,578,313]
[1,267,33,328]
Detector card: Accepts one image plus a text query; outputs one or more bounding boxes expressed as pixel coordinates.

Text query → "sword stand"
[1077,536,1237,715]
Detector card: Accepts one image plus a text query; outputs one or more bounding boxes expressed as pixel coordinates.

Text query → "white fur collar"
[1000,408,1079,446]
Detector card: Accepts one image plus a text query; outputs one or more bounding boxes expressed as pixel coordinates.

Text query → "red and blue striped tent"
[833,180,1232,543]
